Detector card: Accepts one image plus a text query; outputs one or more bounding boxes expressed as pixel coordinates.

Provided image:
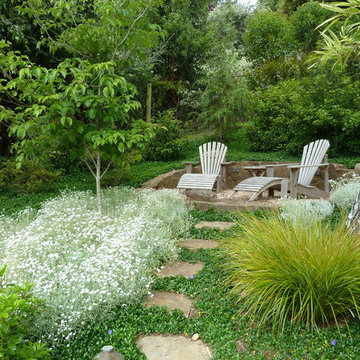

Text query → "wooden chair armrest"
[184,161,200,174]
[183,161,200,165]
[221,161,235,166]
[288,163,329,169]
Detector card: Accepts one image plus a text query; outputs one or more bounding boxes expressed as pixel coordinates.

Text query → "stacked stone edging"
[141,161,350,191]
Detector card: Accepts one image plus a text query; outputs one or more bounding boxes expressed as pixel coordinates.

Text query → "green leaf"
[88,108,96,120]
[118,143,125,152]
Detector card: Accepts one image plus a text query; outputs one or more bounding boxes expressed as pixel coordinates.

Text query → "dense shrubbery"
[144,109,184,161]
[0,188,191,348]
[0,267,50,359]
[290,2,332,51]
[241,3,360,158]
[243,10,294,65]
[246,57,306,90]
[222,212,360,331]
[247,72,360,155]
[0,160,61,194]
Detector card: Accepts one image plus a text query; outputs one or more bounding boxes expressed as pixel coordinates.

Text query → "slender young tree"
[1,0,163,213]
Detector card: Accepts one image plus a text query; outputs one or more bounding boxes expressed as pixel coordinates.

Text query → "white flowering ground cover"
[0,188,191,348]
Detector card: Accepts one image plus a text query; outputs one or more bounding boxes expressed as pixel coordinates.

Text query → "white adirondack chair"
[177,142,230,192]
[231,139,330,201]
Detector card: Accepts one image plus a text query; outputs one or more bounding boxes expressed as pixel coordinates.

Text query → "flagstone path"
[194,220,236,230]
[143,291,197,318]
[179,238,219,250]
[139,220,235,359]
[157,261,203,278]
[137,334,212,360]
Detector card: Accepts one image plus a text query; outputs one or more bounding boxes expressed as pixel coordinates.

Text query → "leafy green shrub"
[222,212,360,331]
[48,153,85,175]
[246,57,306,90]
[0,187,191,348]
[0,160,61,194]
[280,198,334,224]
[144,109,184,161]
[290,2,332,51]
[248,72,360,155]
[243,10,294,65]
[0,267,50,359]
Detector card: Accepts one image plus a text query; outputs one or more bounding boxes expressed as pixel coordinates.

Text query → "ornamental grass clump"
[221,212,360,332]
[0,187,191,348]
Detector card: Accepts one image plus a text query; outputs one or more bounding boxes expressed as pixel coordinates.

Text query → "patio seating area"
[142,151,351,211]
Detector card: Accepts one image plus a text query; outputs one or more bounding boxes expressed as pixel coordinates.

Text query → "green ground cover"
[1,126,359,216]
[55,209,360,360]
[1,132,360,358]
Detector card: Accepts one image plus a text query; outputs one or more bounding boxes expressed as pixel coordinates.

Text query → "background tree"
[257,0,282,12]
[205,1,250,50]
[0,0,162,212]
[243,10,295,66]
[148,0,211,118]
[198,53,251,139]
[0,0,52,156]
[290,1,332,52]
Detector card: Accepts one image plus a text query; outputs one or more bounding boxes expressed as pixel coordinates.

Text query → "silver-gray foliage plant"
[330,172,360,210]
[280,199,334,225]
[0,187,191,347]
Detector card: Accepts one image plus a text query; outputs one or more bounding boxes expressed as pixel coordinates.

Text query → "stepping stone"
[137,334,212,360]
[158,261,203,278]
[179,239,219,250]
[144,291,197,318]
[236,338,247,353]
[194,221,236,230]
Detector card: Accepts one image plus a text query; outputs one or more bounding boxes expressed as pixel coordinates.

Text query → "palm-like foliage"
[313,0,360,67]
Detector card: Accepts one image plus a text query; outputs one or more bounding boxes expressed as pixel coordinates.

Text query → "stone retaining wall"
[141,161,351,190]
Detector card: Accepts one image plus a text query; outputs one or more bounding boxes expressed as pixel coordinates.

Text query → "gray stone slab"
[194,221,236,230]
[144,292,197,318]
[179,239,219,250]
[137,334,212,360]
[236,338,247,353]
[157,261,203,278]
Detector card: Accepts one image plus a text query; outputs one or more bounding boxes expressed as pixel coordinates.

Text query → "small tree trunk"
[146,83,152,123]
[347,188,360,231]
[169,57,178,108]
[96,146,102,215]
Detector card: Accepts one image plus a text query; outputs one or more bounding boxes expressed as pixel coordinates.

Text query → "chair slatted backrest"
[199,142,227,175]
[298,139,330,186]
